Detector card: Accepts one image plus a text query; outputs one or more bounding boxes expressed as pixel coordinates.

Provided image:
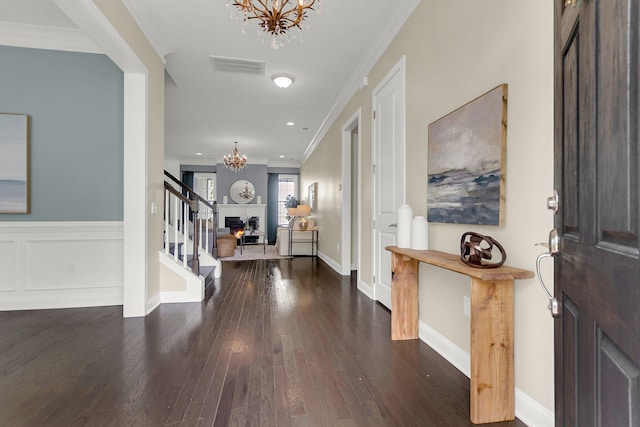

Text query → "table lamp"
[296,205,312,230]
[287,207,298,228]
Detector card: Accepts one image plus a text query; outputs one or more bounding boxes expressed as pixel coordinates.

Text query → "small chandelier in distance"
[227,0,320,50]
[223,142,248,172]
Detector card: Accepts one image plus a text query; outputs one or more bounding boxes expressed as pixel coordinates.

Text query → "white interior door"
[373,57,405,310]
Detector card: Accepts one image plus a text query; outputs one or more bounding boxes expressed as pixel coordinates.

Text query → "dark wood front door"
[554,0,640,425]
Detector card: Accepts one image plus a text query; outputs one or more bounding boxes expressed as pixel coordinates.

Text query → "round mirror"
[229,180,256,204]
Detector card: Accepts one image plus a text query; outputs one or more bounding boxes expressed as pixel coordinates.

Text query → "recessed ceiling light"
[196,152,202,156]
[272,73,295,89]
[279,155,285,158]
[286,122,295,126]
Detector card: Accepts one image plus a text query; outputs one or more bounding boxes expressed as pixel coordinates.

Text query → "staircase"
[161,171,221,301]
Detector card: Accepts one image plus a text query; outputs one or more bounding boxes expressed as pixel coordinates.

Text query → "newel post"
[190,199,200,275]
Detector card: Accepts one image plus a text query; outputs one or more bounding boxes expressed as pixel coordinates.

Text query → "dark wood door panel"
[597,329,640,426]
[596,0,640,252]
[560,240,640,361]
[562,32,580,237]
[561,297,580,427]
[555,1,640,426]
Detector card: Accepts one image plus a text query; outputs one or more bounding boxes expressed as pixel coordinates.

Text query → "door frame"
[371,56,406,305]
[341,109,361,276]
[54,0,150,317]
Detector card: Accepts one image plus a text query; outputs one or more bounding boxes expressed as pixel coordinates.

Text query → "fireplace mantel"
[218,204,267,235]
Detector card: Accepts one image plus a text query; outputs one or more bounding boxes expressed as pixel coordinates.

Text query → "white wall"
[165,156,180,181]
[302,1,555,425]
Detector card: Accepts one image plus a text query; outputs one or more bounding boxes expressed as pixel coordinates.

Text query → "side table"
[240,231,265,255]
[287,227,318,257]
[385,246,534,424]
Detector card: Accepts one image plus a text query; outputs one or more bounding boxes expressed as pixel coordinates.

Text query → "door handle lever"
[535,228,560,318]
[547,189,559,213]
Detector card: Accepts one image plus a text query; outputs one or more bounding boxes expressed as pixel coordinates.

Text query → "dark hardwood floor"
[0,258,526,426]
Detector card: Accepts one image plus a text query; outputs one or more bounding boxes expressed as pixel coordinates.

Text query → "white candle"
[396,204,413,248]
[410,216,428,250]
[223,196,228,204]
[257,196,262,204]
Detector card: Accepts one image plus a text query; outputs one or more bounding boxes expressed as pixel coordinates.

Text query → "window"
[194,173,216,219]
[194,173,216,202]
[277,175,298,225]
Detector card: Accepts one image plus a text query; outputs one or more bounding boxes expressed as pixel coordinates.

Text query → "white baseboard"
[419,321,470,376]
[515,388,555,427]
[317,250,343,274]
[0,292,123,311]
[358,279,373,299]
[316,252,375,302]
[146,292,161,314]
[0,221,124,311]
[419,321,554,427]
[160,289,203,304]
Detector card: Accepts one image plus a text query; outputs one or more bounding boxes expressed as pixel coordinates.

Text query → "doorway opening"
[341,109,361,279]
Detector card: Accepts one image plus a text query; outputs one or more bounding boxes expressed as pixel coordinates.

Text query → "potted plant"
[284,194,299,220]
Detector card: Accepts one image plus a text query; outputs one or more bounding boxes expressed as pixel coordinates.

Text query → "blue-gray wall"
[217,164,268,204]
[0,46,124,221]
[180,164,300,205]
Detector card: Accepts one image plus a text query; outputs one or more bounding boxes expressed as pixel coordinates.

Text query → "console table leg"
[390,253,419,340]
[470,278,515,424]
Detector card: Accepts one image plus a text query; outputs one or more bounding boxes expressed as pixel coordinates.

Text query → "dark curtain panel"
[181,171,195,221]
[267,173,279,244]
[181,171,194,196]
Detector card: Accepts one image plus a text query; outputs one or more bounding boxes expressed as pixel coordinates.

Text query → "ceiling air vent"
[209,56,265,76]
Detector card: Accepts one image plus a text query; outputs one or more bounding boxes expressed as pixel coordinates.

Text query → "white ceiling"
[0,0,420,166]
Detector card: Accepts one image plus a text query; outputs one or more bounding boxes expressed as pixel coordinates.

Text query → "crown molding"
[0,20,102,53]
[266,159,301,168]
[121,0,170,63]
[302,0,421,163]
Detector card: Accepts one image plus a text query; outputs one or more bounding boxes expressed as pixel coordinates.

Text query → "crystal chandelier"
[239,182,254,200]
[223,142,248,172]
[226,0,320,50]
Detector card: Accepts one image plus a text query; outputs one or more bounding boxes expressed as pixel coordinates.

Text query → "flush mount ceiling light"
[223,141,248,172]
[272,74,295,88]
[226,0,320,50]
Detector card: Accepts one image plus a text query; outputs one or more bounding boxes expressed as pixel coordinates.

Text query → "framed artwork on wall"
[0,113,30,214]
[308,182,317,212]
[427,84,507,226]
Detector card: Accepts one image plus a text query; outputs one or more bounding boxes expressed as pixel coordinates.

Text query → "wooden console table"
[385,246,534,424]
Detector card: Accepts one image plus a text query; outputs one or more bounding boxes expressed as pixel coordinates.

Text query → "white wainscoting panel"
[0,240,18,291]
[26,239,123,290]
[0,222,124,310]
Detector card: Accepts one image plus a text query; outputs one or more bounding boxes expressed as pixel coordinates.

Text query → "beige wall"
[303,0,554,413]
[300,123,344,260]
[95,0,165,301]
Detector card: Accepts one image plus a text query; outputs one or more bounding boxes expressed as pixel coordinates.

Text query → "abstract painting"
[0,114,30,214]
[308,182,317,212]
[427,84,507,225]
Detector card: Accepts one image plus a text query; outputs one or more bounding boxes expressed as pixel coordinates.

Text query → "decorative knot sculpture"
[460,231,506,268]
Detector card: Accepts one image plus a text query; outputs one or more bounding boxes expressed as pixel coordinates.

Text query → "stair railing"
[164,171,218,274]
